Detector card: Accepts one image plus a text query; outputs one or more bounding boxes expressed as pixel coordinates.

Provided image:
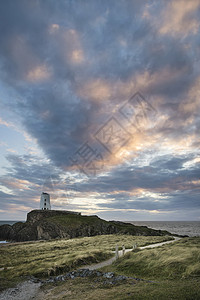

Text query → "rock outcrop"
[0,210,173,242]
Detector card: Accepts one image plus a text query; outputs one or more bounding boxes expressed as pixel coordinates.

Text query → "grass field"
[38,276,200,300]
[36,237,200,300]
[0,234,171,291]
[103,237,200,279]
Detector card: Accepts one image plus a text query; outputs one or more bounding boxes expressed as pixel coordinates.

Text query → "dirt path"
[139,236,180,249]
[83,236,181,270]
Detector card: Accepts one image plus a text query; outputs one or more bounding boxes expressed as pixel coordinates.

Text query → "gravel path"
[0,281,41,300]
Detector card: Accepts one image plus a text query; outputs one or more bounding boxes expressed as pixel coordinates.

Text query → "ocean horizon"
[129,221,200,237]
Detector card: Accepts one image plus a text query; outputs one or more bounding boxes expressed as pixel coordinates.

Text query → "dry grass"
[0,234,170,290]
[102,237,200,279]
[38,276,200,300]
[34,237,200,300]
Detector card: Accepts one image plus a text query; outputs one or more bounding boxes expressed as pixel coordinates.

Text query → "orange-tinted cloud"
[27,64,51,82]
[159,0,200,36]
[62,28,85,65]
[78,78,111,102]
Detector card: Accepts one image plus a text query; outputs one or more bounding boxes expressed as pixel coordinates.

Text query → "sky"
[0,0,199,221]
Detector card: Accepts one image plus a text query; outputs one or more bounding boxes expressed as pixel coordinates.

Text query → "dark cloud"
[78,157,197,191]
[0,152,79,195]
[0,190,29,211]
[3,154,60,186]
[96,189,200,211]
[0,0,199,169]
[150,155,192,170]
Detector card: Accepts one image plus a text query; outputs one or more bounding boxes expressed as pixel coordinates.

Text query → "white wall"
[40,193,51,210]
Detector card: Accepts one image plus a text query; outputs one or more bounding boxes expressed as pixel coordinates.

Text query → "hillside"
[0,234,173,291]
[37,237,200,300]
[0,210,175,242]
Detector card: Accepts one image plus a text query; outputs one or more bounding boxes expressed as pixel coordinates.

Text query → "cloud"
[159,0,200,36]
[0,0,199,219]
[70,152,200,212]
[0,151,199,219]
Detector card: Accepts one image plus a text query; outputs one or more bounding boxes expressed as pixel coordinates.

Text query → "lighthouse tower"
[40,192,51,210]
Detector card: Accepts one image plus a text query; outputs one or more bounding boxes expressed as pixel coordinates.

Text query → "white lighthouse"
[40,192,51,210]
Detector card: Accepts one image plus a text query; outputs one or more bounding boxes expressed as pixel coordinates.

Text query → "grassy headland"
[1,235,199,299]
[35,237,200,300]
[0,234,171,291]
[30,238,200,300]
[98,236,200,299]
[103,237,200,279]
[0,210,175,242]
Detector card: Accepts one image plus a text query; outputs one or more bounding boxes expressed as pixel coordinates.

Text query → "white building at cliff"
[40,192,51,210]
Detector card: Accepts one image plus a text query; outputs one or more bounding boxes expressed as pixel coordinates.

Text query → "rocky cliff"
[0,210,173,242]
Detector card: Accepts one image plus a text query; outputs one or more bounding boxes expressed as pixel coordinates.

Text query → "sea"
[0,221,21,226]
[0,220,199,243]
[129,221,200,237]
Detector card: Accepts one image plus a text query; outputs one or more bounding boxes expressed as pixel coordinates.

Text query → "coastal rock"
[28,269,148,287]
[0,210,173,242]
[0,225,14,240]
[103,272,115,279]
